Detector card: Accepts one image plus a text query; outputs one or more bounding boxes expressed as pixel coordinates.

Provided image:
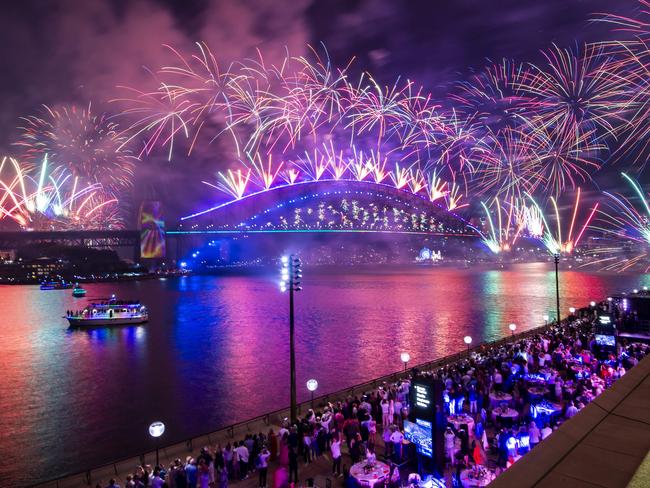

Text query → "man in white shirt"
[565,401,579,419]
[390,428,404,460]
[331,434,342,477]
[237,442,250,479]
[528,422,540,448]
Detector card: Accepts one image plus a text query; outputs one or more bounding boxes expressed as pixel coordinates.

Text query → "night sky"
[0,0,644,218]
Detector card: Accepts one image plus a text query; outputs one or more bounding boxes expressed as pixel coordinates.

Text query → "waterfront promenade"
[34,299,649,488]
[35,332,531,487]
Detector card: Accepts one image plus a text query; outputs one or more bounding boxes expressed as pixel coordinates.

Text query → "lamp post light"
[463,335,472,357]
[280,254,302,424]
[306,378,318,409]
[508,323,517,337]
[590,301,596,308]
[569,307,576,315]
[400,352,411,372]
[543,314,549,326]
[149,421,165,467]
[553,253,561,323]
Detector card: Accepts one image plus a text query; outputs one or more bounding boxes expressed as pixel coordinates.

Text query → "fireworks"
[15,104,136,196]
[527,188,598,255]
[589,173,650,271]
[8,1,650,234]
[479,197,525,254]
[451,59,535,132]
[593,1,650,166]
[518,43,629,144]
[0,156,123,230]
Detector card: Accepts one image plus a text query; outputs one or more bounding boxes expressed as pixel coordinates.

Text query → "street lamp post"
[554,253,561,323]
[508,323,517,338]
[400,352,410,372]
[543,314,549,326]
[306,379,318,410]
[281,255,302,424]
[463,336,472,357]
[149,421,165,468]
[569,307,576,316]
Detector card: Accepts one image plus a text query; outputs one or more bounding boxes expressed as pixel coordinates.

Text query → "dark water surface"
[0,264,646,485]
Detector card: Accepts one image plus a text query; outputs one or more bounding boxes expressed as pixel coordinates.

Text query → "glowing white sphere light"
[306,379,318,392]
[149,421,165,438]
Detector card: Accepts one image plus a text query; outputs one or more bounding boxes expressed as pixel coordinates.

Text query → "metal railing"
[36,319,560,487]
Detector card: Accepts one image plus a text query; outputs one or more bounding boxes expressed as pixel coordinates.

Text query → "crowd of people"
[97,303,648,488]
[421,307,649,483]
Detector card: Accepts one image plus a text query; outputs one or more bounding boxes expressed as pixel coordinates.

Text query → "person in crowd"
[331,432,342,477]
[528,422,541,449]
[444,426,456,466]
[472,440,486,466]
[150,468,165,488]
[389,426,404,462]
[566,401,579,419]
[256,446,270,488]
[236,441,249,480]
[197,459,210,488]
[288,433,299,484]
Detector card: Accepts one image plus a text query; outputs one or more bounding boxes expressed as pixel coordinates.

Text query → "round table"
[489,391,513,408]
[447,414,475,436]
[460,469,496,487]
[538,368,556,380]
[527,386,548,398]
[571,364,590,378]
[350,461,391,487]
[491,407,519,425]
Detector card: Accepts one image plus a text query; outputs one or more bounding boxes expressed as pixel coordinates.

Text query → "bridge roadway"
[0,230,141,261]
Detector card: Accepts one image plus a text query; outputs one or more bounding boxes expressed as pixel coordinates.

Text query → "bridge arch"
[179,179,478,236]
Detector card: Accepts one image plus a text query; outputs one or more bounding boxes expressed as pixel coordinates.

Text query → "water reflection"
[0,266,647,485]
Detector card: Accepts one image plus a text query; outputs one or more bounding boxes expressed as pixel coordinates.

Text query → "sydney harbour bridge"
[0,179,482,262]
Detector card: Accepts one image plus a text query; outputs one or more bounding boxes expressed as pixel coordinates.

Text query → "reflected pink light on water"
[0,266,647,485]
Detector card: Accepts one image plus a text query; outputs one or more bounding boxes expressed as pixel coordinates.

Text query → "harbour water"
[0,263,645,486]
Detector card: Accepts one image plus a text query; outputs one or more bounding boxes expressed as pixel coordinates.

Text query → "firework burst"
[527,188,598,255]
[15,104,136,195]
[0,155,123,230]
[589,173,650,271]
[479,197,525,254]
[518,43,630,145]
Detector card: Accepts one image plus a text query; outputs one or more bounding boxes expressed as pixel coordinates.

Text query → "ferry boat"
[71,284,87,297]
[40,279,73,290]
[66,296,148,327]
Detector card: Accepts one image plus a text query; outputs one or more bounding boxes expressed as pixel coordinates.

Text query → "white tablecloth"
[460,469,496,487]
[447,414,475,436]
[489,392,513,407]
[491,408,519,423]
[350,461,391,487]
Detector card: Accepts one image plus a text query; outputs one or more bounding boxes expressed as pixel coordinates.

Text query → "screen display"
[139,201,166,259]
[595,334,616,347]
[404,419,433,458]
[411,379,434,421]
